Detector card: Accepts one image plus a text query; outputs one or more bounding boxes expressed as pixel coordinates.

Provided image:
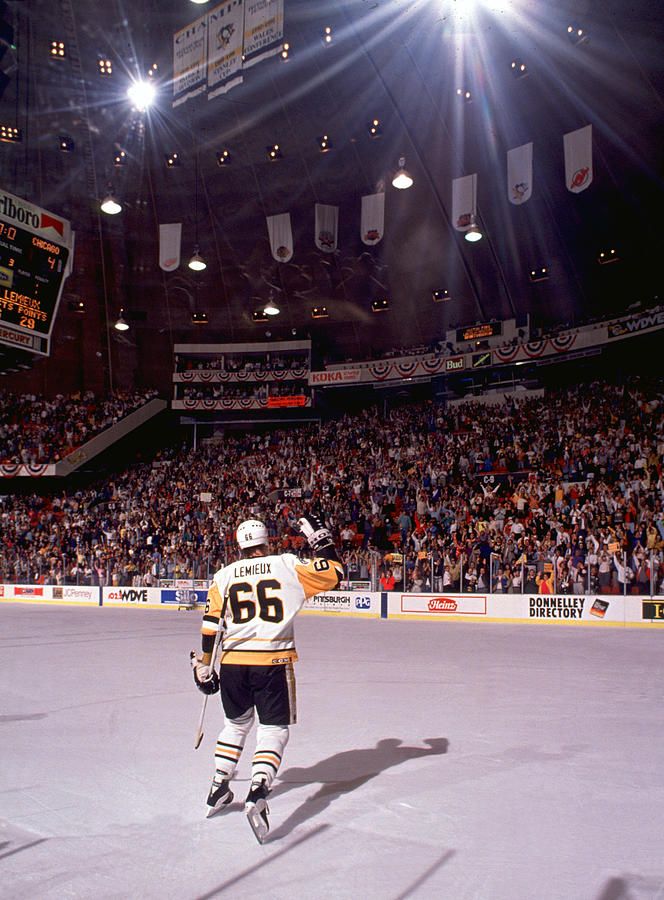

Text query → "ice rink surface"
[1,604,663,900]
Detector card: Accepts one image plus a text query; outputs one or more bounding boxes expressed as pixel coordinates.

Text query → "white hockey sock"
[252,724,289,789]
[214,710,254,780]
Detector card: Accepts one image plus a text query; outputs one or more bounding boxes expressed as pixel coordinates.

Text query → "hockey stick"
[193,627,223,750]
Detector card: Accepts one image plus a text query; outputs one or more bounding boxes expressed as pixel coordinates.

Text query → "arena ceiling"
[1,0,663,366]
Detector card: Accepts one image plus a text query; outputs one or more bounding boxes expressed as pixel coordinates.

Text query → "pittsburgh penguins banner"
[267,212,293,262]
[173,12,208,107]
[159,223,182,271]
[361,193,384,246]
[564,124,593,193]
[315,203,338,253]
[452,174,477,231]
[243,0,284,69]
[207,1,244,100]
[507,143,533,205]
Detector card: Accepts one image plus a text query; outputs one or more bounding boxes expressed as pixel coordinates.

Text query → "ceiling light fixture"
[216,148,231,166]
[114,149,127,167]
[567,23,588,46]
[188,249,207,272]
[191,312,208,324]
[50,40,65,58]
[311,306,329,319]
[510,59,527,78]
[280,41,290,60]
[432,289,451,302]
[464,216,483,242]
[529,266,549,282]
[598,248,619,265]
[371,298,389,312]
[456,88,472,102]
[100,193,122,215]
[252,310,269,322]
[267,143,282,161]
[322,26,332,45]
[58,134,74,152]
[368,118,382,138]
[0,125,21,143]
[114,310,129,331]
[98,57,113,76]
[127,78,156,111]
[392,156,413,190]
[317,134,332,152]
[264,300,280,316]
[165,152,181,168]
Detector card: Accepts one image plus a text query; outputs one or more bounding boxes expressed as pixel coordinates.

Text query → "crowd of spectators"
[1,378,663,595]
[179,383,310,401]
[176,353,309,373]
[0,389,159,465]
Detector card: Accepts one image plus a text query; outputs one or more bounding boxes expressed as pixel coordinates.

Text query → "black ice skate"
[206,779,234,818]
[245,780,270,843]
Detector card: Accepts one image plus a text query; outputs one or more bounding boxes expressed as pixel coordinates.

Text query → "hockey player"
[190,514,343,843]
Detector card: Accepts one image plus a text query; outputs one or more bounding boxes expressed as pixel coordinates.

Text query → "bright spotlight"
[127,79,156,111]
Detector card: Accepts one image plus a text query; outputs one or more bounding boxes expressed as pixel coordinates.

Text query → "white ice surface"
[1,605,663,900]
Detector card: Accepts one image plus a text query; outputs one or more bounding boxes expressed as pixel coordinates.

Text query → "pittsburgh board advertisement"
[304,591,380,615]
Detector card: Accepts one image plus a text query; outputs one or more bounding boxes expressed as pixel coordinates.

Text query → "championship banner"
[360,193,384,246]
[243,0,284,69]
[159,223,182,272]
[173,11,208,107]
[314,203,338,253]
[564,124,593,193]
[452,174,477,230]
[507,143,532,205]
[266,212,293,262]
[207,0,244,100]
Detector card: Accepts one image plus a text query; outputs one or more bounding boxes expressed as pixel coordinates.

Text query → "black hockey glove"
[297,514,340,563]
[190,651,220,695]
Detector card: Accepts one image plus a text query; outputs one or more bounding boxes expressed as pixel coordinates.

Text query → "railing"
[2,549,661,597]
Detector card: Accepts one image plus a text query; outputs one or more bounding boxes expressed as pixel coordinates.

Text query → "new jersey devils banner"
[207,1,244,99]
[564,124,593,193]
[266,212,293,262]
[452,173,477,230]
[360,193,384,246]
[173,12,208,107]
[243,0,284,69]
[314,203,338,253]
[507,143,533,205]
[159,223,182,271]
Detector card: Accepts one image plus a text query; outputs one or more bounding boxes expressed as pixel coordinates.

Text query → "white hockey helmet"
[236,519,268,549]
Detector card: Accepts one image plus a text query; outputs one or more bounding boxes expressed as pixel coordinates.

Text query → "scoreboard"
[455,321,502,343]
[0,189,72,356]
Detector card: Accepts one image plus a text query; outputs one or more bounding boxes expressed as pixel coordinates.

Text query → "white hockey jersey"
[202,552,343,666]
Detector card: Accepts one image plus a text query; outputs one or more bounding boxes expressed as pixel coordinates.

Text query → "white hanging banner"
[207,1,244,100]
[507,143,533,205]
[266,212,293,263]
[452,174,477,231]
[159,223,182,271]
[314,204,338,253]
[564,124,593,193]
[173,12,208,107]
[243,0,284,69]
[360,193,385,246]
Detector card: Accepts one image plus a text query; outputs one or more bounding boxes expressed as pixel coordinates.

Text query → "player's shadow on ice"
[269,737,449,840]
